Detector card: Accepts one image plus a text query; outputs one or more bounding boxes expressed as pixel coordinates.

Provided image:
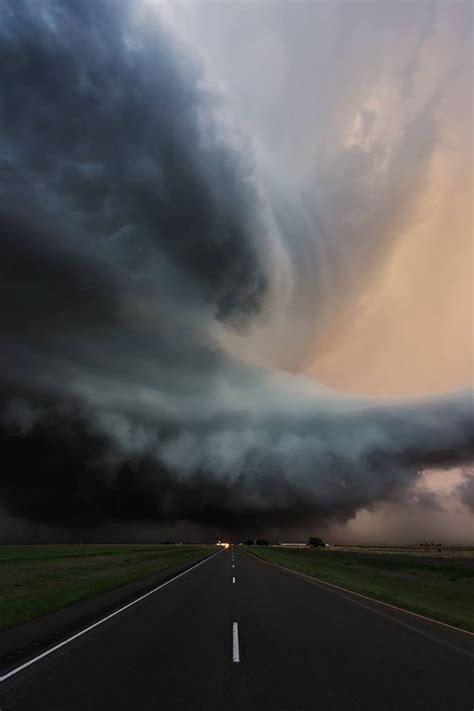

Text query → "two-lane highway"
[0,547,472,710]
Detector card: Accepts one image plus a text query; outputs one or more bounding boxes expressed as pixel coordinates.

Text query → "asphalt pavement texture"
[0,546,472,710]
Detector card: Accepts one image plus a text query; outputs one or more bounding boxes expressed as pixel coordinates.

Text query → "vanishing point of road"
[0,546,472,710]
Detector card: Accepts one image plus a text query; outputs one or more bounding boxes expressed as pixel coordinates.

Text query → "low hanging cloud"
[0,0,472,540]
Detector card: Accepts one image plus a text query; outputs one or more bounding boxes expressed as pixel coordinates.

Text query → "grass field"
[0,544,214,629]
[247,546,474,632]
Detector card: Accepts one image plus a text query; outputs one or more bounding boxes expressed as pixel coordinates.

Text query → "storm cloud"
[0,0,472,540]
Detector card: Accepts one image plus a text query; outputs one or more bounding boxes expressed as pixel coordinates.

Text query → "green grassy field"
[247,546,474,632]
[0,544,214,629]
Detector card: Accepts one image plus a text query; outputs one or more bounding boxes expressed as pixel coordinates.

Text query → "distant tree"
[255,538,269,546]
[308,536,325,548]
[244,539,254,545]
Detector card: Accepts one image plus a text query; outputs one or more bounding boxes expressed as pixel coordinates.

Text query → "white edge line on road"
[246,550,474,660]
[232,622,240,662]
[232,576,236,584]
[0,549,223,683]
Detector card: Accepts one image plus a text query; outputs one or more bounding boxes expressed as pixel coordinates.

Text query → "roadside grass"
[246,546,474,633]
[0,544,214,629]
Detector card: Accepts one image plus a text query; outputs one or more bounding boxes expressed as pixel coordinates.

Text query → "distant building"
[279,542,307,548]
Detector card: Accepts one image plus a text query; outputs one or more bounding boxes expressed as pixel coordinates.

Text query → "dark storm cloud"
[0,0,266,319]
[0,0,472,540]
[1,389,472,538]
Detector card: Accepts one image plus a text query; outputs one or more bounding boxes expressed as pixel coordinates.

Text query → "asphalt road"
[0,546,472,710]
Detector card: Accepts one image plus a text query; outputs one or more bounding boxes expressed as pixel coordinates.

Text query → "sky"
[0,0,472,543]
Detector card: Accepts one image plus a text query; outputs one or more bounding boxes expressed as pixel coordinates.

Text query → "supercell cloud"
[0,0,472,539]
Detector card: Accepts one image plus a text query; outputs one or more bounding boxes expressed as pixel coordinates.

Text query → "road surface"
[0,546,472,710]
